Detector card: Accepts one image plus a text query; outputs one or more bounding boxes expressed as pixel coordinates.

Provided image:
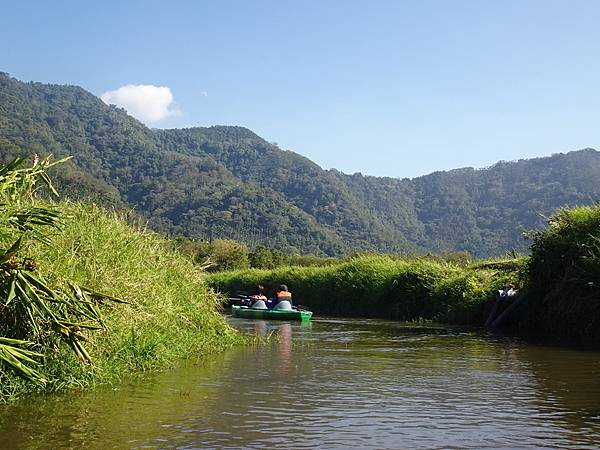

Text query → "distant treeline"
[173,236,474,272]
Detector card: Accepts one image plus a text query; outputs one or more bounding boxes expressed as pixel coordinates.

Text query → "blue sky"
[2,0,600,178]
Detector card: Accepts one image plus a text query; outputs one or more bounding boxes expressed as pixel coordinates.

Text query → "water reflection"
[276,323,292,380]
[0,318,599,449]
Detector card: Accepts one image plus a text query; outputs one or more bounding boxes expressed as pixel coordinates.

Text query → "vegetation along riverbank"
[0,157,244,402]
[508,205,600,345]
[209,203,600,347]
[208,255,526,324]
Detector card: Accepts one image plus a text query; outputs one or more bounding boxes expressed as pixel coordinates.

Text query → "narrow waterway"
[1,317,600,449]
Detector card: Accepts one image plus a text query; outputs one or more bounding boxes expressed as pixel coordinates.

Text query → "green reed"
[207,254,525,323]
[0,157,245,402]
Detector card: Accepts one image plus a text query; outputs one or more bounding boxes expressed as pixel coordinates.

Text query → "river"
[1,317,600,449]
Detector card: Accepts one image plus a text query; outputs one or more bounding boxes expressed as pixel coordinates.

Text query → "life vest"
[251,294,267,301]
[276,290,292,301]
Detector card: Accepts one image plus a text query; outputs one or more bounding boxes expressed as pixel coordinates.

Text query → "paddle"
[226,294,253,307]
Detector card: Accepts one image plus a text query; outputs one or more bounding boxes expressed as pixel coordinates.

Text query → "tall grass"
[0,199,244,401]
[515,205,600,344]
[208,255,525,324]
[0,156,132,396]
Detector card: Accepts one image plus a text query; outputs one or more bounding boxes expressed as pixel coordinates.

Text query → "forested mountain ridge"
[335,149,600,255]
[1,72,600,257]
[154,127,416,252]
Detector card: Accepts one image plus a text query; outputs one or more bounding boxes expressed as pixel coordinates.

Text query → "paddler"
[268,284,293,310]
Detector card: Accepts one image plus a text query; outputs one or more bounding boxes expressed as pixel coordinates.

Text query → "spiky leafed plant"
[0,155,124,383]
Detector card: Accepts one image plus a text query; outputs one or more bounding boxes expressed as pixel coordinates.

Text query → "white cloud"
[100,84,179,123]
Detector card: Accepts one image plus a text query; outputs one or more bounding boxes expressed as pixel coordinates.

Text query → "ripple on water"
[2,319,600,449]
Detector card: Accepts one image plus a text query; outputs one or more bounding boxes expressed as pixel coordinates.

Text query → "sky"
[1,0,600,178]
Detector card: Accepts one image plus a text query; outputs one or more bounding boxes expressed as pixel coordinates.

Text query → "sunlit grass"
[1,190,246,401]
[27,202,244,391]
[207,254,525,323]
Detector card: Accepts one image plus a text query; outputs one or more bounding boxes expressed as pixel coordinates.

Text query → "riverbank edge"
[208,204,600,348]
[0,201,247,402]
[207,255,526,325]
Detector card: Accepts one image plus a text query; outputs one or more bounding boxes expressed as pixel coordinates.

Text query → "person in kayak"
[249,285,268,309]
[250,285,267,301]
[268,284,293,310]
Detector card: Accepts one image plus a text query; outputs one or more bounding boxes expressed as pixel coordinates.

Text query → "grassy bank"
[208,255,526,324]
[510,205,600,345]
[0,197,244,402]
[209,203,600,347]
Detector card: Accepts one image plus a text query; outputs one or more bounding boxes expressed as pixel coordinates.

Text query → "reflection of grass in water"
[3,319,600,449]
[307,319,518,377]
[520,343,600,435]
[0,348,244,450]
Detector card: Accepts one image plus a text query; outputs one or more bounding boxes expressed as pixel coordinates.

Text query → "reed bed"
[208,255,525,324]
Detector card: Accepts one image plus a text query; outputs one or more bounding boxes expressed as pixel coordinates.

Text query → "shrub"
[206,239,249,272]
[518,205,600,344]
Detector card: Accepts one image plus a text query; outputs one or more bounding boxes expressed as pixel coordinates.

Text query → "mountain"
[337,151,600,256]
[2,72,600,257]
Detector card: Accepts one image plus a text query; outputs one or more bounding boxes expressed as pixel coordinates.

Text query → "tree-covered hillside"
[0,73,348,254]
[336,150,600,256]
[1,72,600,257]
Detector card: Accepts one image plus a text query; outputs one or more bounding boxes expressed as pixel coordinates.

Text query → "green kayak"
[231,305,312,321]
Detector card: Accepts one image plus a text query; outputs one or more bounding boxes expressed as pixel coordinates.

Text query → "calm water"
[1,317,600,449]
